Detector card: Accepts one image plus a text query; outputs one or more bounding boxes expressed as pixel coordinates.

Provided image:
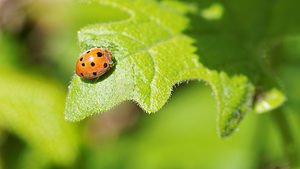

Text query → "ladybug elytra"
[76,48,113,79]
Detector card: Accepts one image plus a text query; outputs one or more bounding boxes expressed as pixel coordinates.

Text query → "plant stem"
[271,108,298,167]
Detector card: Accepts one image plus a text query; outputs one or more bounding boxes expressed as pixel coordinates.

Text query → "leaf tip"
[254,88,286,114]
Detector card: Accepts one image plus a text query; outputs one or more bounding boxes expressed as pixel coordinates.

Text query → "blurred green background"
[0,0,299,169]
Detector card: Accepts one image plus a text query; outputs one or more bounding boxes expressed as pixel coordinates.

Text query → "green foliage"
[65,0,253,137]
[276,37,300,165]
[0,0,300,168]
[255,88,286,113]
[0,68,80,168]
[64,0,292,137]
[0,34,80,168]
[44,2,130,80]
[182,0,300,116]
[81,83,260,169]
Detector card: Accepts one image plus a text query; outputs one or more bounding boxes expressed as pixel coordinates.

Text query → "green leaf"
[43,2,131,79]
[184,0,292,111]
[0,68,80,167]
[65,0,255,137]
[255,88,286,114]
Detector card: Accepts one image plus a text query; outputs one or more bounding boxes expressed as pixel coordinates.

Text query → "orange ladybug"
[76,48,113,79]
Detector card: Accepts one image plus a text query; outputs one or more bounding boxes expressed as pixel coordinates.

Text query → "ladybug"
[76,48,113,79]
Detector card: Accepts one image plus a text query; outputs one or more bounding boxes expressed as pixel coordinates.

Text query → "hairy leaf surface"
[65,0,288,137]
[64,0,256,137]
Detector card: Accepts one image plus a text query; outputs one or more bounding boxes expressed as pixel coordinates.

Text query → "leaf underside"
[65,0,285,137]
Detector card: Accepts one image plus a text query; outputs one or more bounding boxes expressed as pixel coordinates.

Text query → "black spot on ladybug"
[104,63,108,68]
[80,57,83,61]
[81,73,84,77]
[82,63,85,67]
[91,62,95,67]
[86,51,90,53]
[93,72,97,76]
[97,52,102,57]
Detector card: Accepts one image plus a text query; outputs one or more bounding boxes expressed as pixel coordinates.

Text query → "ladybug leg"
[94,75,101,82]
[110,62,117,68]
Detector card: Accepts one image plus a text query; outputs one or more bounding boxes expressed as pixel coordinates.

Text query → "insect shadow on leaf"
[81,56,117,84]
